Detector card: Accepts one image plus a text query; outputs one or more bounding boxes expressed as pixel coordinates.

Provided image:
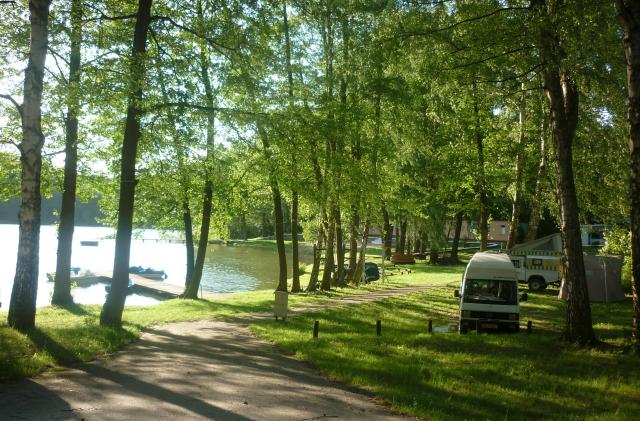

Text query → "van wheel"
[528,277,545,291]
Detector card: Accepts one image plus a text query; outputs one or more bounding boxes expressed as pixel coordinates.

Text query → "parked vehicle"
[363,262,380,283]
[455,252,525,333]
[508,251,561,291]
[507,233,562,291]
[342,262,381,283]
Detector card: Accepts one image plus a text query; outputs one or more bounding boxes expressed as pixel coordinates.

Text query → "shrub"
[600,227,632,292]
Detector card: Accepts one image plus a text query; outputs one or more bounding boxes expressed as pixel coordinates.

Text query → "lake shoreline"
[0,225,314,309]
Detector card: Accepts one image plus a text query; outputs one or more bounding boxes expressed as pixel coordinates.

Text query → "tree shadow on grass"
[53,301,89,316]
[26,327,82,366]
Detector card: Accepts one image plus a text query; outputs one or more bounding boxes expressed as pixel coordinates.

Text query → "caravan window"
[463,279,518,305]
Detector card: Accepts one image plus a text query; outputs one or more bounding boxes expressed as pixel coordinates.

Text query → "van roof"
[465,252,517,280]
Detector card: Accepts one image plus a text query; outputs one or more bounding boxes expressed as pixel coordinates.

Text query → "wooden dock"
[74,270,224,300]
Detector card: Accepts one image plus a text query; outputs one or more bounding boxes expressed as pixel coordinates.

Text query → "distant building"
[444,220,511,242]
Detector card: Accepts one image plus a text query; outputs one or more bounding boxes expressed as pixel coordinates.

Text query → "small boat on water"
[80,240,99,246]
[128,266,167,280]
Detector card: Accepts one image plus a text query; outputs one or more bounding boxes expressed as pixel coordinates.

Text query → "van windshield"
[463,279,517,305]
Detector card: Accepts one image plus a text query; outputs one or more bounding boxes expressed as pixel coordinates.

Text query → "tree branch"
[81,10,137,23]
[0,94,23,121]
[48,46,70,66]
[0,137,20,150]
[43,149,66,157]
[448,46,535,70]
[398,6,529,39]
[47,47,69,85]
[478,64,543,84]
[144,101,268,117]
[151,15,236,54]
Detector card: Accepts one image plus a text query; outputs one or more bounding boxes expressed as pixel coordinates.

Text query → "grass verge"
[0,262,440,381]
[250,283,640,420]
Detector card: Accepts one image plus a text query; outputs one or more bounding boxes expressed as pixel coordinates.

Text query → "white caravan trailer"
[455,252,524,333]
[508,251,562,291]
[508,233,563,291]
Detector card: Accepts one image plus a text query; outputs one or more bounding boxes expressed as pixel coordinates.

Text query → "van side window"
[511,260,520,268]
[532,258,543,266]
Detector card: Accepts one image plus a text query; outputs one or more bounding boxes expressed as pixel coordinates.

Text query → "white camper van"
[455,252,524,333]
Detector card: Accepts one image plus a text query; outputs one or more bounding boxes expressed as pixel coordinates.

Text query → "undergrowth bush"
[600,227,631,292]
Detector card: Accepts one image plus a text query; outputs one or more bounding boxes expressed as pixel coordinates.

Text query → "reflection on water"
[0,224,311,308]
[71,282,159,306]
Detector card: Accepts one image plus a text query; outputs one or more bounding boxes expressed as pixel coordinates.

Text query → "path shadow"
[78,363,252,420]
[0,379,79,420]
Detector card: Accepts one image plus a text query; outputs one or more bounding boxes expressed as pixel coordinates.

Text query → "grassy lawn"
[0,262,438,381]
[250,273,640,420]
[3,258,636,421]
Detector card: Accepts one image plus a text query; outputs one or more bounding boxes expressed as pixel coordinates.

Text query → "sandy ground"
[0,286,432,421]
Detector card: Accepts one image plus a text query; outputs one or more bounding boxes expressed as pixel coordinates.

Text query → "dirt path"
[0,286,433,420]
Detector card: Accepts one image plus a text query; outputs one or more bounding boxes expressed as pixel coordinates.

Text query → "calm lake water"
[0,224,311,308]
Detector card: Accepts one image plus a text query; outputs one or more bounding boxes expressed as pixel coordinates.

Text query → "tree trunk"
[532,0,595,345]
[616,0,640,351]
[383,207,392,259]
[257,124,288,292]
[507,86,527,249]
[291,191,301,292]
[306,223,324,292]
[307,131,326,292]
[183,2,215,299]
[399,219,407,254]
[473,80,488,251]
[240,212,248,241]
[183,175,212,299]
[283,1,300,293]
[52,0,81,306]
[183,200,195,286]
[526,96,548,243]
[8,0,51,330]
[154,46,194,287]
[429,248,439,265]
[451,211,463,262]
[320,209,335,291]
[271,182,288,292]
[347,207,359,281]
[100,0,153,327]
[353,221,369,285]
[334,206,345,287]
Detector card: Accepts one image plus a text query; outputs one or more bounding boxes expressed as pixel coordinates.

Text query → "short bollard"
[313,320,319,339]
[376,320,382,336]
[428,319,433,334]
[527,320,532,334]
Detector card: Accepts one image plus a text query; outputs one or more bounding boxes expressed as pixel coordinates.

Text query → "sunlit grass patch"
[0,260,456,381]
[250,286,640,420]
